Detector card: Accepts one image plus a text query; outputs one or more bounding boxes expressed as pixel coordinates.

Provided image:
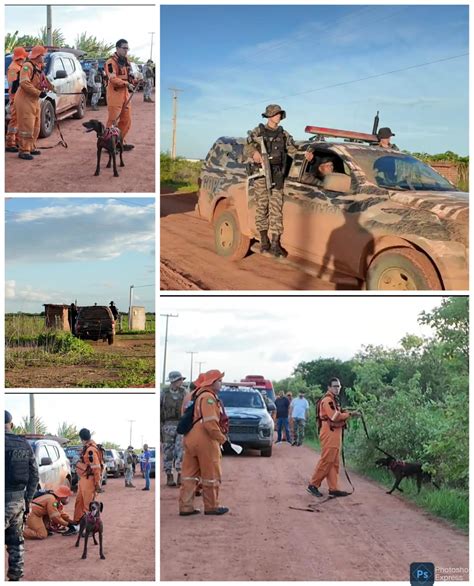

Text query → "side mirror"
[40,457,53,466]
[323,173,352,193]
[55,70,67,80]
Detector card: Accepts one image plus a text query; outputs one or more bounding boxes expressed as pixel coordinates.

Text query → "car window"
[51,445,60,462]
[63,58,75,76]
[38,444,50,462]
[51,56,66,77]
[220,390,264,408]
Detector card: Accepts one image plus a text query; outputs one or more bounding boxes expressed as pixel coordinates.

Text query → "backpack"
[176,392,202,435]
[32,488,55,500]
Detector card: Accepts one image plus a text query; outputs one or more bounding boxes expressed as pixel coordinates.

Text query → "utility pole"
[196,361,206,375]
[29,394,36,433]
[168,88,183,159]
[128,285,134,329]
[160,313,178,387]
[127,420,136,446]
[186,351,198,383]
[46,5,52,46]
[148,32,155,60]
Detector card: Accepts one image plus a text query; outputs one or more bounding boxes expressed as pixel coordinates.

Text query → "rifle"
[256,136,274,191]
[372,110,380,135]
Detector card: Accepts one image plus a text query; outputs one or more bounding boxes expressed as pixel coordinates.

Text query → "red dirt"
[5,91,155,193]
[11,476,155,581]
[160,442,468,581]
[160,192,360,291]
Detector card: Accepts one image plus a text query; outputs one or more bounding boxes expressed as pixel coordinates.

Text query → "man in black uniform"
[5,410,39,581]
[109,301,119,321]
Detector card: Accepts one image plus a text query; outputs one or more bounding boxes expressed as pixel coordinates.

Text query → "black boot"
[166,473,176,487]
[259,230,270,253]
[270,234,288,258]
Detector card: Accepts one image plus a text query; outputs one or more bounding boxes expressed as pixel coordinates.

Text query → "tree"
[56,422,80,442]
[5,31,19,53]
[13,416,48,435]
[38,26,66,47]
[294,357,356,392]
[74,33,114,58]
[101,441,120,449]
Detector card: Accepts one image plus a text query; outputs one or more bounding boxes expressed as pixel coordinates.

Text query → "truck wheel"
[213,204,250,260]
[366,247,442,290]
[260,446,272,457]
[113,469,120,478]
[107,334,114,345]
[73,93,86,119]
[39,100,55,138]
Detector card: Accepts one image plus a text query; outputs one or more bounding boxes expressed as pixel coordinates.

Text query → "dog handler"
[307,378,360,498]
[179,369,230,516]
[73,428,102,524]
[15,45,54,160]
[24,486,74,539]
[105,38,135,150]
[6,46,29,152]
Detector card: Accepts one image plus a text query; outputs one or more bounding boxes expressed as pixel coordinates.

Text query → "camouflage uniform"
[161,386,186,477]
[142,61,154,102]
[88,65,102,110]
[5,426,39,581]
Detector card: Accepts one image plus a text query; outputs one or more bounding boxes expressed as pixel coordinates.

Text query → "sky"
[161,5,469,159]
[5,198,155,313]
[159,295,448,384]
[5,393,156,448]
[5,4,156,62]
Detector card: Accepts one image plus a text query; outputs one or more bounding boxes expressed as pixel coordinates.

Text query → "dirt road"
[14,476,155,581]
[160,442,468,581]
[6,91,155,193]
[160,192,360,291]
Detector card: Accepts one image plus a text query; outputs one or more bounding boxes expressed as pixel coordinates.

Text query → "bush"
[37,332,93,355]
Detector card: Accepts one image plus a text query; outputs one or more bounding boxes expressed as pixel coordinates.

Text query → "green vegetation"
[406,150,469,191]
[160,152,201,192]
[275,298,468,528]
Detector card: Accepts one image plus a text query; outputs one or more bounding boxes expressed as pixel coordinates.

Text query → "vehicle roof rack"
[305,125,378,144]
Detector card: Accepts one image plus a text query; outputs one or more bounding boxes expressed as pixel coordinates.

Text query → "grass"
[160,152,201,193]
[304,438,468,532]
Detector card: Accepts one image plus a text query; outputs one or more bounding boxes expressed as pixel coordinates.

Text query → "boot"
[92,105,99,111]
[270,234,288,258]
[259,230,271,253]
[166,473,176,487]
[176,473,181,486]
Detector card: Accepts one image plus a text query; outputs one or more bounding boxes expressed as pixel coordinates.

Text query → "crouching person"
[24,486,74,539]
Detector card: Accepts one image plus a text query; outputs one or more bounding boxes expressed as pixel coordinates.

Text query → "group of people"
[5,411,152,581]
[274,389,310,446]
[6,38,155,160]
[245,103,398,257]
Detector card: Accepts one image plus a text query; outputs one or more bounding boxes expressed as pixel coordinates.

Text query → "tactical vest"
[259,124,287,167]
[161,388,186,422]
[5,433,33,492]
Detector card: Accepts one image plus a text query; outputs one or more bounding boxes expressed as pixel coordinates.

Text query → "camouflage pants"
[254,177,284,235]
[162,422,183,473]
[91,84,101,107]
[144,79,153,99]
[5,495,25,580]
[293,418,306,445]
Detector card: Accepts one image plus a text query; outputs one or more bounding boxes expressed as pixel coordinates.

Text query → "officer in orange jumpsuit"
[105,39,135,150]
[24,486,73,539]
[72,428,102,523]
[179,369,230,516]
[307,377,360,498]
[181,373,206,496]
[15,45,54,160]
[6,46,29,152]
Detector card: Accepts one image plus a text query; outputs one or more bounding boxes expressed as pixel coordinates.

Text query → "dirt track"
[13,476,155,581]
[160,441,468,581]
[160,192,360,291]
[5,90,155,193]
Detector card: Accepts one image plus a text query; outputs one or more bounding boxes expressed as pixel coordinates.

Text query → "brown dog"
[75,501,105,560]
[375,456,440,494]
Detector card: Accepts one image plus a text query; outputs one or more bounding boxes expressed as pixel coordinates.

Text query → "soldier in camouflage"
[88,61,102,111]
[161,371,186,487]
[5,410,39,581]
[244,104,312,257]
[376,127,399,150]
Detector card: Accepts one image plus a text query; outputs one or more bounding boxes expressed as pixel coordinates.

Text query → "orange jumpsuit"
[73,440,102,522]
[310,392,350,491]
[15,61,53,154]
[179,386,227,513]
[105,53,132,139]
[24,494,70,539]
[6,60,23,148]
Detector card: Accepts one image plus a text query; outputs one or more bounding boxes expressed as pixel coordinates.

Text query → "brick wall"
[430,162,459,185]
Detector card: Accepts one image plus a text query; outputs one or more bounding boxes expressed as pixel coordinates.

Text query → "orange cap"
[199,369,225,389]
[54,485,72,498]
[13,46,28,60]
[29,45,47,60]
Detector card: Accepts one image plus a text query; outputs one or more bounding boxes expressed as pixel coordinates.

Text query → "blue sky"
[161,5,469,159]
[6,198,155,313]
[5,4,156,62]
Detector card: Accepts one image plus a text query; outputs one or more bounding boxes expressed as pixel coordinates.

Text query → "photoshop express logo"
[410,563,435,586]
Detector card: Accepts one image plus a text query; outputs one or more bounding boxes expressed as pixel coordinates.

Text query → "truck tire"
[39,100,55,138]
[213,203,250,261]
[107,333,114,345]
[260,446,272,457]
[73,93,86,119]
[366,247,442,290]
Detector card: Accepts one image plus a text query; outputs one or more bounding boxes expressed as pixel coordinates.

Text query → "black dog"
[375,456,440,495]
[75,501,105,560]
[82,119,124,177]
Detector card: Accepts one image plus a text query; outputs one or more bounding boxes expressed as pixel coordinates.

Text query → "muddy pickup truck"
[196,127,468,290]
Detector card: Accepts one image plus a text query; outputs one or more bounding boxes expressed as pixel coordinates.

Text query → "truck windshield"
[220,390,264,409]
[352,151,456,192]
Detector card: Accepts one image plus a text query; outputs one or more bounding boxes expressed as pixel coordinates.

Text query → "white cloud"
[6,280,15,299]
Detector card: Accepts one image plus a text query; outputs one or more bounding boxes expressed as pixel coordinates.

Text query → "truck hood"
[226,407,271,422]
[388,190,468,222]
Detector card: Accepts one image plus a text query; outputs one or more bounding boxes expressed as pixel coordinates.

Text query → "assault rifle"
[256,136,274,191]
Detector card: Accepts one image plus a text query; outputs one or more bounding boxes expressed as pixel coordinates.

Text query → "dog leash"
[359,413,396,460]
[111,82,142,127]
[39,118,68,149]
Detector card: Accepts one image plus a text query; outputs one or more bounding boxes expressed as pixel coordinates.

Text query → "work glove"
[39,91,47,99]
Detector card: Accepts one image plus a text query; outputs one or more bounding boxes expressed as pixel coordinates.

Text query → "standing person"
[142,59,154,103]
[307,378,360,498]
[109,301,119,321]
[15,45,54,161]
[72,428,102,524]
[88,60,102,111]
[5,410,39,581]
[142,444,151,491]
[68,303,78,335]
[244,105,312,257]
[274,390,291,444]
[6,46,29,153]
[105,39,135,150]
[161,371,186,487]
[124,446,136,488]
[289,391,310,446]
[179,369,229,517]
[24,486,74,539]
